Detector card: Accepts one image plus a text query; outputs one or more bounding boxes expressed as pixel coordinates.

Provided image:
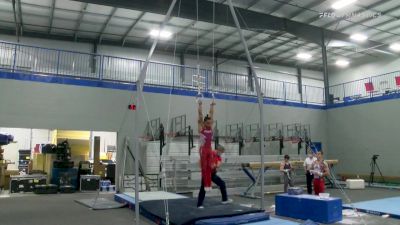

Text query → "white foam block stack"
[346,179,365,189]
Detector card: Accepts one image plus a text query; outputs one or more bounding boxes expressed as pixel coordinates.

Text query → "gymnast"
[197,99,215,193]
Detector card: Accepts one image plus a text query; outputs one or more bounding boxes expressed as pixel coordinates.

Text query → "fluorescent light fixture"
[389,43,400,52]
[350,33,368,42]
[296,52,312,60]
[149,29,172,39]
[332,0,357,10]
[335,59,350,67]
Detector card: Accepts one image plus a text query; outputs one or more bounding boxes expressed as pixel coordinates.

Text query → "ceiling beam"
[63,0,333,45]
[246,0,262,9]
[200,1,261,54]
[48,0,56,34]
[265,0,292,14]
[217,30,290,56]
[164,20,197,51]
[74,3,88,41]
[225,0,325,54]
[98,7,117,44]
[200,30,250,54]
[121,12,145,46]
[71,0,391,54]
[181,24,219,53]
[231,0,327,56]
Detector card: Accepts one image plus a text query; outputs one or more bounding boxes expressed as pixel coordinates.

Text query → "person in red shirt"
[197,145,232,208]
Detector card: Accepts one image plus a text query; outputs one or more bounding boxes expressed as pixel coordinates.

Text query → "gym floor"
[0,188,398,225]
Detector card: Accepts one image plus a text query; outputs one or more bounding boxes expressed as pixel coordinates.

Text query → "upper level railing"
[329,70,400,105]
[0,41,325,105]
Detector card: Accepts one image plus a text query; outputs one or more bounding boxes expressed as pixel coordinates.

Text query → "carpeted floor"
[0,188,399,225]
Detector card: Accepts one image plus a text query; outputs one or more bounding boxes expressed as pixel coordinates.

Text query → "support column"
[247,66,254,92]
[321,31,330,105]
[180,53,185,83]
[297,66,302,103]
[214,50,219,86]
[228,0,266,210]
[91,42,98,74]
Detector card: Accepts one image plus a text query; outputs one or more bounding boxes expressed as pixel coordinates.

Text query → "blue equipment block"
[51,168,78,188]
[0,134,14,145]
[276,194,342,224]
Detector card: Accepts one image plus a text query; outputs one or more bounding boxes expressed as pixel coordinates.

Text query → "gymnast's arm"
[323,161,330,177]
[198,100,203,133]
[209,99,216,122]
[279,162,285,172]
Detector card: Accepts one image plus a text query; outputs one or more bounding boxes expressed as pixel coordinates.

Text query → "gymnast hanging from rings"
[196,98,232,208]
[197,99,215,193]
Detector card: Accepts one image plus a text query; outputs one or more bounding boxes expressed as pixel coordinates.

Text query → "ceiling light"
[350,33,368,42]
[149,29,172,39]
[389,43,400,52]
[332,0,357,10]
[335,59,350,67]
[296,53,312,60]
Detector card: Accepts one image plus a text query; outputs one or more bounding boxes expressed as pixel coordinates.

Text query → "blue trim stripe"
[0,70,326,110]
[327,93,400,109]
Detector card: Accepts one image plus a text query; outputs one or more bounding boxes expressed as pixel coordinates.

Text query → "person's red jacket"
[212,151,222,173]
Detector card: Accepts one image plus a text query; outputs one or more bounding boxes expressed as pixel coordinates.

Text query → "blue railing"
[0,41,325,105]
[329,70,400,105]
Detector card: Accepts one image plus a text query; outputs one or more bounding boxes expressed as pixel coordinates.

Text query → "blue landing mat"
[115,193,271,225]
[343,197,400,219]
[246,217,299,225]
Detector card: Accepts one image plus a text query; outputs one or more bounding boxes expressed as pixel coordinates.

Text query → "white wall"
[327,99,400,176]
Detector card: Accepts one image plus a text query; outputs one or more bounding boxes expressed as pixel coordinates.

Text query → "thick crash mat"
[139,198,266,225]
[195,212,269,225]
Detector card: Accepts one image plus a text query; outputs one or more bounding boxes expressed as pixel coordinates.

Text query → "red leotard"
[200,127,213,190]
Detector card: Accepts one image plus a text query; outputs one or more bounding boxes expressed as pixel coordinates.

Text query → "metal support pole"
[227,0,266,210]
[91,42,97,74]
[321,31,330,106]
[12,44,17,72]
[297,66,302,103]
[56,50,60,75]
[214,51,219,86]
[133,1,177,224]
[180,53,185,83]
[247,66,254,92]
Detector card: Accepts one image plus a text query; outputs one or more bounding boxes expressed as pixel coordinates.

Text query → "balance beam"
[242,160,339,170]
